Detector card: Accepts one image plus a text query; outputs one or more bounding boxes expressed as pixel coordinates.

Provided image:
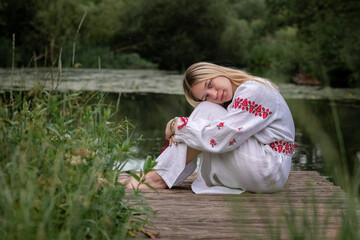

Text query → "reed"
[0,88,155,239]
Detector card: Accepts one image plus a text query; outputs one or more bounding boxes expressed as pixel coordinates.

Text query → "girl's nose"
[209,89,217,100]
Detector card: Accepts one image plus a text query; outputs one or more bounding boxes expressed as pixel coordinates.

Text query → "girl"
[120,62,295,194]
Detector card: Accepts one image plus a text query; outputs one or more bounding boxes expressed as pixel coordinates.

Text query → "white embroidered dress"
[155,80,295,194]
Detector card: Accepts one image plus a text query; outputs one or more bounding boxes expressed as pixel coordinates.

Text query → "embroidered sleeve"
[174,81,279,153]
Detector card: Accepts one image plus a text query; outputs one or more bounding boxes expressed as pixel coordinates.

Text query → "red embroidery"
[232,98,272,119]
[228,139,236,146]
[161,136,168,153]
[210,139,217,148]
[238,127,243,131]
[217,122,224,130]
[269,141,295,155]
[177,117,188,130]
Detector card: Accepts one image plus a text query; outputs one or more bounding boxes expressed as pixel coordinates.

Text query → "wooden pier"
[134,171,346,239]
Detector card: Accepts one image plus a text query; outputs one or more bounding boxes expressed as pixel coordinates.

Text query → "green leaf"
[46,126,61,137]
[143,156,157,175]
[143,182,158,192]
[125,171,140,181]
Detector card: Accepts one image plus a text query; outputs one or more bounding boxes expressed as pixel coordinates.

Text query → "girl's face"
[191,76,237,105]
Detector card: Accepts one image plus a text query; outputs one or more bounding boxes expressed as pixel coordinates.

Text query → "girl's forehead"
[191,80,207,100]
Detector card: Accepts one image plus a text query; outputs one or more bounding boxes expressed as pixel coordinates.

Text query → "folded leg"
[156,101,228,188]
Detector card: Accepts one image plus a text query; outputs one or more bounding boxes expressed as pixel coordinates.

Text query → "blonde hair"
[183,62,278,107]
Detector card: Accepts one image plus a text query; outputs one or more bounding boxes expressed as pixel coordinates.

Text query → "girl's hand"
[165,118,178,146]
[165,119,173,139]
[169,135,178,146]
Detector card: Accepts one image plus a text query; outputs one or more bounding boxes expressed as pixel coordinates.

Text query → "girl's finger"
[169,136,178,146]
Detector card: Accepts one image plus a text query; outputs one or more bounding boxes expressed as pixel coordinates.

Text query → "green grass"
[0,88,155,239]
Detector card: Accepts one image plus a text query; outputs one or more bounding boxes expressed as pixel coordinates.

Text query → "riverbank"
[1,68,359,100]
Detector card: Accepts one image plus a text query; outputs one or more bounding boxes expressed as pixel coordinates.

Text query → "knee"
[197,101,221,109]
[190,101,228,120]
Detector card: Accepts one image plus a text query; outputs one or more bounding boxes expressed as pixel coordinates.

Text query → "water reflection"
[105,93,360,179]
[287,98,360,180]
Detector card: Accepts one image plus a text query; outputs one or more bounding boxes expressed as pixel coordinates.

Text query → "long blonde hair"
[183,62,278,107]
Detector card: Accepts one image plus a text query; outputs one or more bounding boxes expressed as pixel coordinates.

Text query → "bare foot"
[118,171,168,190]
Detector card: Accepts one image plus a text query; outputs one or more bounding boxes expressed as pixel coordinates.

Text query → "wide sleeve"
[173,81,280,153]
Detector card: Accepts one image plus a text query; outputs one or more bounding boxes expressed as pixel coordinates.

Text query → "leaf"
[143,156,157,175]
[143,182,158,192]
[125,171,140,181]
[115,160,128,171]
[121,138,131,151]
[46,126,61,137]
[64,119,74,125]
[5,162,14,169]
[144,156,152,171]
[2,119,18,126]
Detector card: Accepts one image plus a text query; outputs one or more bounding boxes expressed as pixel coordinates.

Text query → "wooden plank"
[122,171,350,239]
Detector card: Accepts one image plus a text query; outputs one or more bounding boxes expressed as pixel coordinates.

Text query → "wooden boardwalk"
[134,171,346,239]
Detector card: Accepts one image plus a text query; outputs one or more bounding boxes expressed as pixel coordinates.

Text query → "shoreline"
[0,68,359,100]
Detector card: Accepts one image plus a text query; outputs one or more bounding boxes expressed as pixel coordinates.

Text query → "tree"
[115,0,229,71]
[266,0,360,87]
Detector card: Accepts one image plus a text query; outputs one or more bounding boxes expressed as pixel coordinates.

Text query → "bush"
[72,44,157,69]
[218,19,253,68]
[266,0,360,87]
[248,26,301,82]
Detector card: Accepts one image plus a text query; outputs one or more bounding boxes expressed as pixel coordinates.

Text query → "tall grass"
[0,88,155,239]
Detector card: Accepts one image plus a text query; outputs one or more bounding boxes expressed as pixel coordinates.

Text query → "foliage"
[0,0,40,46]
[248,26,303,82]
[0,88,155,239]
[64,43,158,69]
[218,18,253,69]
[266,0,360,87]
[0,0,359,85]
[230,0,267,21]
[34,0,84,48]
[121,0,230,71]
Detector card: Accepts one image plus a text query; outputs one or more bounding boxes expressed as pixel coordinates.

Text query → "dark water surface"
[106,93,360,179]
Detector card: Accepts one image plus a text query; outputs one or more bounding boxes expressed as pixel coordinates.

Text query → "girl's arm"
[173,81,279,153]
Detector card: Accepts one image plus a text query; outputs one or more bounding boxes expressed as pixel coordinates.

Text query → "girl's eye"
[208,80,212,88]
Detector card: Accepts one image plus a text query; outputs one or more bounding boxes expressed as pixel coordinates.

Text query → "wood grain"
[123,171,350,239]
